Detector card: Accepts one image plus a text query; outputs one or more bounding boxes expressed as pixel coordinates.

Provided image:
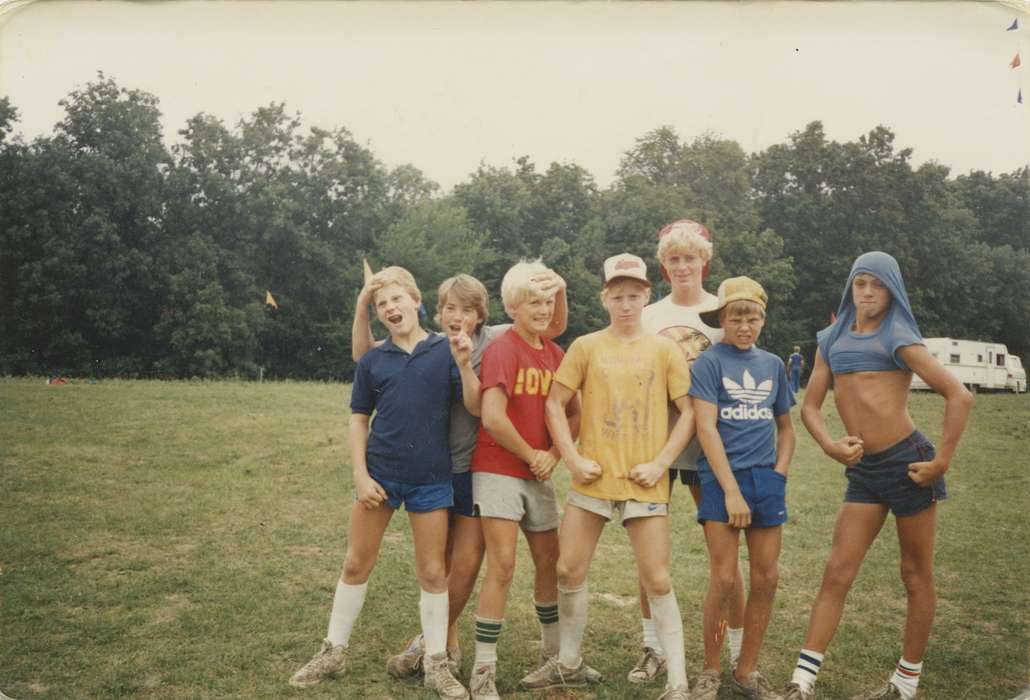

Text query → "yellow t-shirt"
[553,329,691,504]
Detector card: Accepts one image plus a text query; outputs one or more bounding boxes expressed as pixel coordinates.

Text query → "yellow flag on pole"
[363,258,375,284]
[265,290,278,309]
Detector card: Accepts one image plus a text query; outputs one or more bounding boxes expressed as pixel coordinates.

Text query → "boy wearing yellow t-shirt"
[520,253,695,700]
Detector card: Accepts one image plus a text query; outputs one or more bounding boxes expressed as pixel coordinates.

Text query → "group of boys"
[288,219,973,700]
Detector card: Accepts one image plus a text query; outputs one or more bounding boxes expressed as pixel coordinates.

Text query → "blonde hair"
[657,221,713,266]
[501,259,554,315]
[370,266,421,305]
[721,299,766,320]
[435,274,489,329]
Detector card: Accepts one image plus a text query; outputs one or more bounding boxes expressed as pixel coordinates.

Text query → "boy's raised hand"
[356,280,378,310]
[355,473,388,510]
[627,460,666,489]
[568,455,602,485]
[829,435,864,467]
[725,490,752,528]
[449,330,473,368]
[531,271,566,297]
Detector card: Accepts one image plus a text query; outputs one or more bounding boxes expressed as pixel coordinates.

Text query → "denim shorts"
[844,430,946,517]
[451,471,476,518]
[366,475,453,513]
[697,466,788,528]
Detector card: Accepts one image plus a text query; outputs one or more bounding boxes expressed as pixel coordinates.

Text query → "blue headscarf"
[816,251,923,372]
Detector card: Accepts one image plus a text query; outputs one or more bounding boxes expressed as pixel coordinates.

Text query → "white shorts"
[566,489,668,525]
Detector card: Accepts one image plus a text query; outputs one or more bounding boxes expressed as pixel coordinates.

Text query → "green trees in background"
[1,76,1027,379]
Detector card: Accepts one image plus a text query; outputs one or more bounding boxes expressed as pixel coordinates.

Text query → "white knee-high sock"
[790,648,825,693]
[890,658,922,700]
[727,627,744,665]
[420,589,449,657]
[326,580,368,647]
[557,582,588,669]
[641,617,665,656]
[649,591,687,689]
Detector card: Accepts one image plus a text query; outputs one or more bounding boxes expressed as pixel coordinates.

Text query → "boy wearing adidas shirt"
[688,277,795,700]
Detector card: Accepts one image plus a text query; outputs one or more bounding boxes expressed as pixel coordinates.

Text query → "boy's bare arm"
[628,394,694,488]
[773,412,796,477]
[351,282,382,362]
[545,383,601,484]
[899,344,974,483]
[450,332,481,416]
[801,352,864,466]
[694,397,751,528]
[481,386,550,470]
[542,273,568,339]
[349,413,386,509]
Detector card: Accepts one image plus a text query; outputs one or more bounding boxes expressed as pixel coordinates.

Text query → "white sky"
[0,1,1027,191]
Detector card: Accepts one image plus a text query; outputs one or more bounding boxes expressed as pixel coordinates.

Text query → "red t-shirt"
[471,328,565,480]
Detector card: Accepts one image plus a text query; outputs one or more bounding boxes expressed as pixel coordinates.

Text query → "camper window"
[997,354,1006,367]
[950,354,960,363]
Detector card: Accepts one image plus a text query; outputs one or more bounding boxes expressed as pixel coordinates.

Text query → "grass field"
[1,378,1028,700]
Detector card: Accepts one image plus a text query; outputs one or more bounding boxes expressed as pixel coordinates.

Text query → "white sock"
[728,627,744,665]
[535,600,560,658]
[649,591,687,689]
[890,658,922,700]
[641,617,665,656]
[419,589,449,657]
[557,582,588,669]
[474,616,504,666]
[790,648,825,693]
[326,580,368,647]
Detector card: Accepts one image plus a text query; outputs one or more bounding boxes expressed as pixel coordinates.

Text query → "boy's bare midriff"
[833,369,915,454]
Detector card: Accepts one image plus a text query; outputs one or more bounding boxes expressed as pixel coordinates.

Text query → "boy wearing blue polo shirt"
[688,277,795,700]
[290,266,479,700]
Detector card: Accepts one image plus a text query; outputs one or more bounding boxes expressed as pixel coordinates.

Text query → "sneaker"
[447,646,463,677]
[424,651,470,700]
[849,683,902,700]
[690,668,721,700]
[519,655,592,690]
[470,663,501,700]
[731,669,784,700]
[288,639,347,687]
[539,652,603,684]
[782,682,814,700]
[628,646,668,683]
[658,685,691,700]
[387,634,425,679]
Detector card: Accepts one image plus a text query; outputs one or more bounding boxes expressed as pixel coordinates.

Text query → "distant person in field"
[351,270,568,683]
[787,346,805,393]
[635,219,747,685]
[781,252,973,700]
[522,253,695,700]
[689,276,796,700]
[289,266,480,700]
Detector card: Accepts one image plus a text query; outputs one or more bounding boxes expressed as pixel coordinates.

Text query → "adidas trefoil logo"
[721,369,774,420]
[723,369,772,404]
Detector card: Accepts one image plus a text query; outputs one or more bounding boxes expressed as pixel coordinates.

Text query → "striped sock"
[535,600,560,658]
[890,658,922,700]
[790,648,824,693]
[474,617,504,666]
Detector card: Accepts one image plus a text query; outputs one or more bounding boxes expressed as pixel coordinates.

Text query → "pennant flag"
[1019,89,1024,104]
[1007,18,1019,31]
[362,257,375,284]
[1012,52,1022,69]
[265,290,278,309]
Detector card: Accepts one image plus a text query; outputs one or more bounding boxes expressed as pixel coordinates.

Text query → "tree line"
[1,75,1027,380]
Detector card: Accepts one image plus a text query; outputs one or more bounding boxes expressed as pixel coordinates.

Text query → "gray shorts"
[472,471,560,532]
[566,489,668,526]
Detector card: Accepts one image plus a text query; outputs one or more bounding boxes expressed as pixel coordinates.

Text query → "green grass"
[0,378,1027,699]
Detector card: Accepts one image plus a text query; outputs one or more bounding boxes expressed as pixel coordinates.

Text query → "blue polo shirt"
[351,332,461,485]
[689,343,794,473]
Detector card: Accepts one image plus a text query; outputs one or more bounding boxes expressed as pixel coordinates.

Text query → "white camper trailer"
[911,337,1024,393]
[1007,355,1027,393]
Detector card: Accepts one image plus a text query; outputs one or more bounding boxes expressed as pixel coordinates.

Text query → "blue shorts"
[367,476,453,513]
[697,467,787,528]
[451,471,476,518]
[675,469,702,487]
[844,430,946,517]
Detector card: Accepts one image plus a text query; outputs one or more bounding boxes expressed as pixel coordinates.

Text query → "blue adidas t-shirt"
[350,332,461,485]
[689,343,795,473]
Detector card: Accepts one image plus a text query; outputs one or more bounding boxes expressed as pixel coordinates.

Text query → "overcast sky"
[0,1,1026,190]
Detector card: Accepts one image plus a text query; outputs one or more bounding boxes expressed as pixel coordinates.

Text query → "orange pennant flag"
[1012,52,1022,69]
[265,290,278,309]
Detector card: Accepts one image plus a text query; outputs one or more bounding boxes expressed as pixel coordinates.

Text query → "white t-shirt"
[641,293,723,471]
